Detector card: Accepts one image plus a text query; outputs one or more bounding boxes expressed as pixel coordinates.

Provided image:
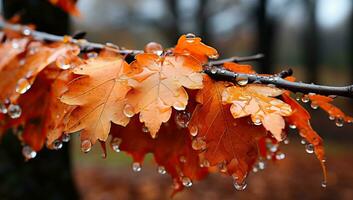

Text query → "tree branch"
[1,20,353,98]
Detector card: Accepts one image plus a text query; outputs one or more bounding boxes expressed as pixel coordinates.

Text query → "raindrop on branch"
[236,76,249,86]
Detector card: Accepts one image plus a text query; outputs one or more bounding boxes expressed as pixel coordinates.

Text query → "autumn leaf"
[125,53,203,138]
[188,77,267,184]
[110,114,207,195]
[222,84,292,141]
[223,62,255,74]
[49,0,80,16]
[308,94,353,124]
[174,34,218,63]
[0,42,80,103]
[61,56,132,144]
[282,93,327,183]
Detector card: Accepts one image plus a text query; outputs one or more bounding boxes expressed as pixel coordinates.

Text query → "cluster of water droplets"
[252,159,266,173]
[0,102,22,119]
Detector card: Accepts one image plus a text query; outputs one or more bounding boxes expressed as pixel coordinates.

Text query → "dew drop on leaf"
[22,145,36,160]
[81,140,92,153]
[111,137,122,152]
[199,158,210,168]
[329,115,335,121]
[56,56,72,70]
[8,104,22,119]
[132,162,142,172]
[310,102,319,109]
[12,41,20,49]
[16,78,31,94]
[189,126,198,137]
[0,103,7,114]
[305,143,314,154]
[192,137,206,151]
[142,125,149,133]
[289,124,296,129]
[62,134,70,142]
[321,181,327,188]
[301,95,309,103]
[175,111,191,128]
[185,33,196,41]
[123,104,134,117]
[335,117,344,127]
[218,161,228,173]
[283,139,290,144]
[53,139,63,150]
[157,166,166,175]
[253,118,262,126]
[301,139,307,145]
[181,177,193,187]
[22,27,32,36]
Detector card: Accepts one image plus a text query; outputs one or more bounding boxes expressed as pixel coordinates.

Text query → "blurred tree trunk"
[303,0,319,83]
[256,0,276,74]
[0,0,79,199]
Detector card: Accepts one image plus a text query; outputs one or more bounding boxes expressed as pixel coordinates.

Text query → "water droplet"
[12,42,20,49]
[22,27,32,36]
[305,143,314,154]
[8,104,22,119]
[175,111,191,128]
[335,117,344,127]
[16,78,31,94]
[295,93,302,101]
[253,118,262,126]
[310,102,319,109]
[192,137,206,151]
[189,126,198,137]
[53,139,63,150]
[209,54,219,59]
[289,124,296,129]
[258,160,266,170]
[185,33,196,40]
[0,103,7,114]
[199,158,210,167]
[173,101,185,111]
[181,177,193,187]
[301,95,309,103]
[123,104,134,117]
[284,139,290,144]
[321,181,327,188]
[157,166,166,175]
[111,137,122,152]
[22,145,36,160]
[252,166,259,173]
[236,76,249,86]
[233,179,247,191]
[219,69,226,74]
[218,162,228,173]
[269,144,278,153]
[179,156,187,163]
[56,56,71,70]
[132,162,142,172]
[62,134,70,142]
[300,139,307,145]
[210,66,218,74]
[329,115,335,121]
[142,125,149,133]
[275,152,286,160]
[81,140,92,153]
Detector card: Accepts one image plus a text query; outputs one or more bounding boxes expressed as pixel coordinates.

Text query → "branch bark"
[1,20,353,98]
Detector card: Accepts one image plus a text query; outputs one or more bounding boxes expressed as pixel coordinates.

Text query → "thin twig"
[1,20,353,98]
[203,66,353,98]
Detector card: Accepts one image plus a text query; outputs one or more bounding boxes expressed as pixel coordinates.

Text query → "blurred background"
[0,0,353,199]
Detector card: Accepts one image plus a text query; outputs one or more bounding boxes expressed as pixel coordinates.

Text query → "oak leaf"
[61,56,132,143]
[126,53,203,138]
[222,84,292,141]
[188,77,267,183]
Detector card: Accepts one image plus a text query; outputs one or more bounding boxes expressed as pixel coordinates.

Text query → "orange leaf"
[308,94,353,123]
[110,114,207,195]
[49,0,80,16]
[61,56,132,144]
[126,53,203,137]
[223,62,255,74]
[174,34,218,63]
[282,93,327,183]
[188,77,267,184]
[222,84,292,141]
[0,38,29,71]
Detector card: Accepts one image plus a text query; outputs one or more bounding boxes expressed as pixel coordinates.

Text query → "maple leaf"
[0,42,80,103]
[61,56,132,143]
[222,84,292,141]
[308,94,353,123]
[174,34,218,63]
[188,77,267,183]
[282,93,327,183]
[125,53,203,138]
[110,114,207,195]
